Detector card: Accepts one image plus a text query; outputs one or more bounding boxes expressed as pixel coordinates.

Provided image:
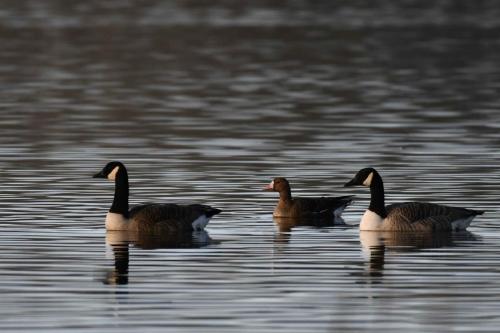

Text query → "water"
[1,1,500,332]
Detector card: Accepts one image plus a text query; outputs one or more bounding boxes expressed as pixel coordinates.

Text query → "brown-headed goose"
[344,167,483,232]
[263,177,354,218]
[93,161,221,232]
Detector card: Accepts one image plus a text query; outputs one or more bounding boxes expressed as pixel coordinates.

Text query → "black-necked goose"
[263,177,354,218]
[344,167,483,231]
[93,161,221,232]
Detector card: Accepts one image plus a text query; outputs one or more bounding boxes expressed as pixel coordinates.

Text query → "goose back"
[384,202,483,231]
[274,195,354,218]
[128,203,221,233]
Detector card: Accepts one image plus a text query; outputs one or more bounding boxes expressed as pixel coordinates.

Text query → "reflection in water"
[104,242,129,286]
[273,216,347,245]
[273,217,347,253]
[274,216,346,233]
[103,230,214,285]
[359,231,480,279]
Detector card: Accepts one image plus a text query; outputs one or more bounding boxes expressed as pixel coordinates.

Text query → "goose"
[344,167,483,231]
[263,177,354,218]
[93,161,221,232]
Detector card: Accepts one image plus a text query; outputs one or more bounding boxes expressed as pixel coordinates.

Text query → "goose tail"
[452,208,483,231]
[337,195,355,206]
[205,207,222,218]
[470,209,484,216]
[333,195,355,219]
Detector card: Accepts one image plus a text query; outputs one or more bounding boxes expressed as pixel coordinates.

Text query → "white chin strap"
[362,172,374,186]
[107,166,120,181]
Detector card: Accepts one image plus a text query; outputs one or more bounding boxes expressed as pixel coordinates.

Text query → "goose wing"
[129,203,221,232]
[294,195,354,215]
[386,202,482,231]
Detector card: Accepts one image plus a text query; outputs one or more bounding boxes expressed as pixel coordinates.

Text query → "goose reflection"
[103,230,214,285]
[273,216,348,245]
[359,230,479,279]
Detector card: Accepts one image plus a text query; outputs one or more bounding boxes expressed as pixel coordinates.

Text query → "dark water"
[1,1,500,332]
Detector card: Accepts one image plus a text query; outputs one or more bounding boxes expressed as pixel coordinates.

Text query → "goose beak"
[93,171,106,178]
[344,178,357,187]
[263,181,274,191]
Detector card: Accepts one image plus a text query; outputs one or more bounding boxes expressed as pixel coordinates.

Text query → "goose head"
[93,161,126,181]
[344,167,378,187]
[263,177,291,193]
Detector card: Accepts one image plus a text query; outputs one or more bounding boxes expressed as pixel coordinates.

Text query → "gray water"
[1,1,500,332]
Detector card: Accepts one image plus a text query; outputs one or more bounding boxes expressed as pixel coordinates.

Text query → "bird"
[344,167,483,232]
[93,161,221,232]
[263,177,354,218]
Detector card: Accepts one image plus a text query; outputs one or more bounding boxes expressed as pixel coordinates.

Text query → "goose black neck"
[110,168,129,217]
[368,171,387,218]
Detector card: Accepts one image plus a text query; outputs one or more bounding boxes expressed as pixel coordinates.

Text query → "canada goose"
[344,167,483,231]
[263,177,354,218]
[93,161,221,232]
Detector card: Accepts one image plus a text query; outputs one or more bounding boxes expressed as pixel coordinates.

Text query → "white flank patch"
[362,172,374,186]
[359,209,384,231]
[107,166,120,181]
[105,212,129,231]
[451,216,474,231]
[192,215,210,230]
[333,206,345,219]
[192,231,210,243]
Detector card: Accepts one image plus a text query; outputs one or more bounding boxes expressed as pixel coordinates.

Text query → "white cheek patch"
[362,172,374,186]
[107,166,119,181]
[269,180,274,189]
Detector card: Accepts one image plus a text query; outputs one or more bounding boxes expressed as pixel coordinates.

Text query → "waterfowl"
[263,177,354,218]
[344,167,483,232]
[93,161,221,232]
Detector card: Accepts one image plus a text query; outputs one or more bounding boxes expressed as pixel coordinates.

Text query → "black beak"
[93,171,106,178]
[344,178,358,187]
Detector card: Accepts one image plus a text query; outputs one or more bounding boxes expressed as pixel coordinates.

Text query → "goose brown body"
[264,177,354,218]
[383,202,482,232]
[93,161,221,232]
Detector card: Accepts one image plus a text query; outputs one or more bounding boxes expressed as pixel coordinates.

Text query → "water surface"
[1,1,500,332]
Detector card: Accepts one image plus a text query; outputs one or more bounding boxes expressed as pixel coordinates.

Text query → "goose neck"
[110,168,129,217]
[279,187,292,203]
[368,171,387,218]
